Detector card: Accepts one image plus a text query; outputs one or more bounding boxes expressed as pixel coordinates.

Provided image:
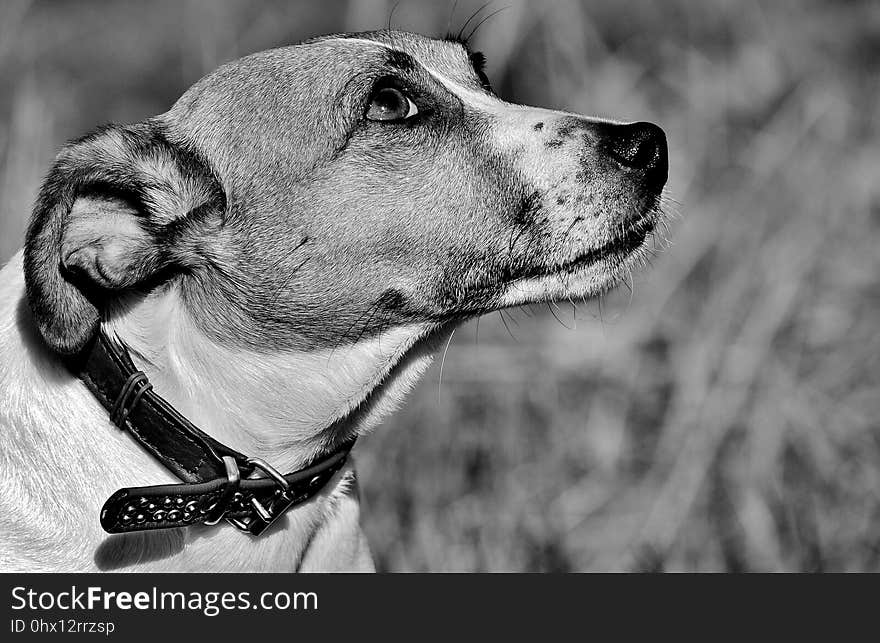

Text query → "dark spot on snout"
[556,117,582,138]
[376,288,407,311]
[533,122,544,131]
[385,50,416,71]
[545,117,589,149]
[515,189,544,227]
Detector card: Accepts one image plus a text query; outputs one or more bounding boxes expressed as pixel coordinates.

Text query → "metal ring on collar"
[203,456,241,525]
[245,457,291,490]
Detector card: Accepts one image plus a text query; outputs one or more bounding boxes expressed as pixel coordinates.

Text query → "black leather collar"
[72,329,356,536]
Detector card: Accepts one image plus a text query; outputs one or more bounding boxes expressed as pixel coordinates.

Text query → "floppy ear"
[24,122,226,355]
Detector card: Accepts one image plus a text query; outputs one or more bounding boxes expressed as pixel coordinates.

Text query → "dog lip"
[452,211,658,308]
[487,212,657,292]
[545,213,657,276]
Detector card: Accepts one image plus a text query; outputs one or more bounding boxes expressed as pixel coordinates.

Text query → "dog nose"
[605,121,668,185]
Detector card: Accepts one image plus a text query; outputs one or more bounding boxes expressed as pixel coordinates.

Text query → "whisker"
[625,264,635,310]
[498,310,516,340]
[445,0,460,37]
[388,0,403,30]
[465,6,509,42]
[437,327,457,405]
[547,301,574,330]
[456,1,493,42]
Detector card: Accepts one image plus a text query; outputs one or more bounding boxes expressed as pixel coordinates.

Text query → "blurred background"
[1,0,879,571]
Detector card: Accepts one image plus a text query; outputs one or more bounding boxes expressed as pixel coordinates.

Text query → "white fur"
[0,251,443,571]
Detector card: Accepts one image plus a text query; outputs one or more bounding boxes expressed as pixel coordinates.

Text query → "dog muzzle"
[71,329,356,537]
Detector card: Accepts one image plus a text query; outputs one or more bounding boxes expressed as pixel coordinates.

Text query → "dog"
[0,30,667,572]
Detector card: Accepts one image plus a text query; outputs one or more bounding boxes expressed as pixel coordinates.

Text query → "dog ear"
[24,122,225,355]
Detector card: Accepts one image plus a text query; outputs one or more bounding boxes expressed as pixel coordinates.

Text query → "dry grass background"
[1,0,878,571]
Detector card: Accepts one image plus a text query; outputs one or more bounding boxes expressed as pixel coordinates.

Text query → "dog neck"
[1,253,438,570]
[101,283,440,474]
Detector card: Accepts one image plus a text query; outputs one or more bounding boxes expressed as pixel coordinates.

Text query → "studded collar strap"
[72,329,356,536]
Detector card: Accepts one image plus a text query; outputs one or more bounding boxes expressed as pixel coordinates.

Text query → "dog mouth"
[440,205,663,315]
[530,210,659,280]
[558,218,653,274]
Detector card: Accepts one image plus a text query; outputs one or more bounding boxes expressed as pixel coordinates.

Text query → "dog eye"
[366,87,418,122]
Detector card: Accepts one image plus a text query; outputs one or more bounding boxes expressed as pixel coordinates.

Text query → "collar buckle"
[227,457,298,536]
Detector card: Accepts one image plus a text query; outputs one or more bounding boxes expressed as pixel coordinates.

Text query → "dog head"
[24,30,667,442]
